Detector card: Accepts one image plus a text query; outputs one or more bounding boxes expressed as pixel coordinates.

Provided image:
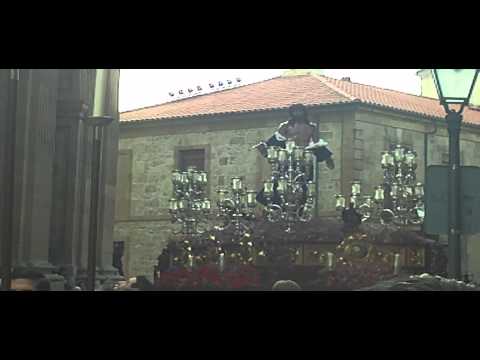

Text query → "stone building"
[0,69,120,289]
[115,73,480,280]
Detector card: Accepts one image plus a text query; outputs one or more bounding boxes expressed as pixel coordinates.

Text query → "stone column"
[14,69,58,273]
[73,69,122,284]
[0,70,12,272]
[50,100,89,285]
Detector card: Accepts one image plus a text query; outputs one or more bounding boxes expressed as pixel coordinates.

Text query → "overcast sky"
[119,69,421,113]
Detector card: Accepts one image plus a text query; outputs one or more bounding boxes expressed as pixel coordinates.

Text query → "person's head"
[35,278,51,291]
[288,104,308,124]
[272,280,302,291]
[10,269,47,291]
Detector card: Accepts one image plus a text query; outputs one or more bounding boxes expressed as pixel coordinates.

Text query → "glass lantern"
[351,181,361,195]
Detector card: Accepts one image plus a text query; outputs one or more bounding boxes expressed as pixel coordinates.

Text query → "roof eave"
[119,101,361,127]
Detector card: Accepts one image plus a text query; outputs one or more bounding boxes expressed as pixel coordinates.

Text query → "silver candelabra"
[169,166,211,236]
[212,177,258,266]
[215,176,257,238]
[262,140,316,232]
[335,145,425,226]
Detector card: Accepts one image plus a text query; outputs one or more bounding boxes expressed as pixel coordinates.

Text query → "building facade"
[115,73,480,281]
[0,69,121,289]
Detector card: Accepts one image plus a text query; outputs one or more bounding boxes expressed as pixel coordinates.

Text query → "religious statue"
[253,103,335,206]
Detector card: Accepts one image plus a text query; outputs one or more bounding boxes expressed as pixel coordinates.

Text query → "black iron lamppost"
[432,69,479,280]
[82,69,114,291]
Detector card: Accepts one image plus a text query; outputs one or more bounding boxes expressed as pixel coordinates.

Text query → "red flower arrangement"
[155,264,262,291]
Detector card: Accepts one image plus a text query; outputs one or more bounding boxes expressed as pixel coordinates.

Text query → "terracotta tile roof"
[120,75,480,126]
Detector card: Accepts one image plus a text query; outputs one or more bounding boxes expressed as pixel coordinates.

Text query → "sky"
[119,69,421,113]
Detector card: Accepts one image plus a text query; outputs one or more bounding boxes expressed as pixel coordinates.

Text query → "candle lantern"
[351,181,361,195]
[264,181,274,195]
[267,146,279,161]
[374,186,385,202]
[394,145,405,161]
[286,140,296,154]
[246,190,257,207]
[335,194,346,210]
[278,149,288,163]
[232,177,243,191]
[304,150,314,164]
[277,178,287,194]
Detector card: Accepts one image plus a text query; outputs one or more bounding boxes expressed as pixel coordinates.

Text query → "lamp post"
[432,69,479,280]
[82,69,114,291]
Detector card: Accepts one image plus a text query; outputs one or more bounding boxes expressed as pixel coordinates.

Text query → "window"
[177,148,206,171]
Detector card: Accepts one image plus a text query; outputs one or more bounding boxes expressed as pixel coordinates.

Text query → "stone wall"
[119,126,276,217]
[113,220,174,280]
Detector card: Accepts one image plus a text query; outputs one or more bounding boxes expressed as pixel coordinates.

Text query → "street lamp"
[82,69,114,291]
[432,69,479,280]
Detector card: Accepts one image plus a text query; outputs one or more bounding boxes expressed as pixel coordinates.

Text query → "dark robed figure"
[253,104,335,206]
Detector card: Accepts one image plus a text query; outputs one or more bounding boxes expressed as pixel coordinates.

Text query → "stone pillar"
[73,69,122,284]
[50,99,89,285]
[0,70,12,270]
[14,69,58,272]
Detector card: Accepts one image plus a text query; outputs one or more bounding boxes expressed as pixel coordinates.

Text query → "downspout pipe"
[424,117,438,181]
